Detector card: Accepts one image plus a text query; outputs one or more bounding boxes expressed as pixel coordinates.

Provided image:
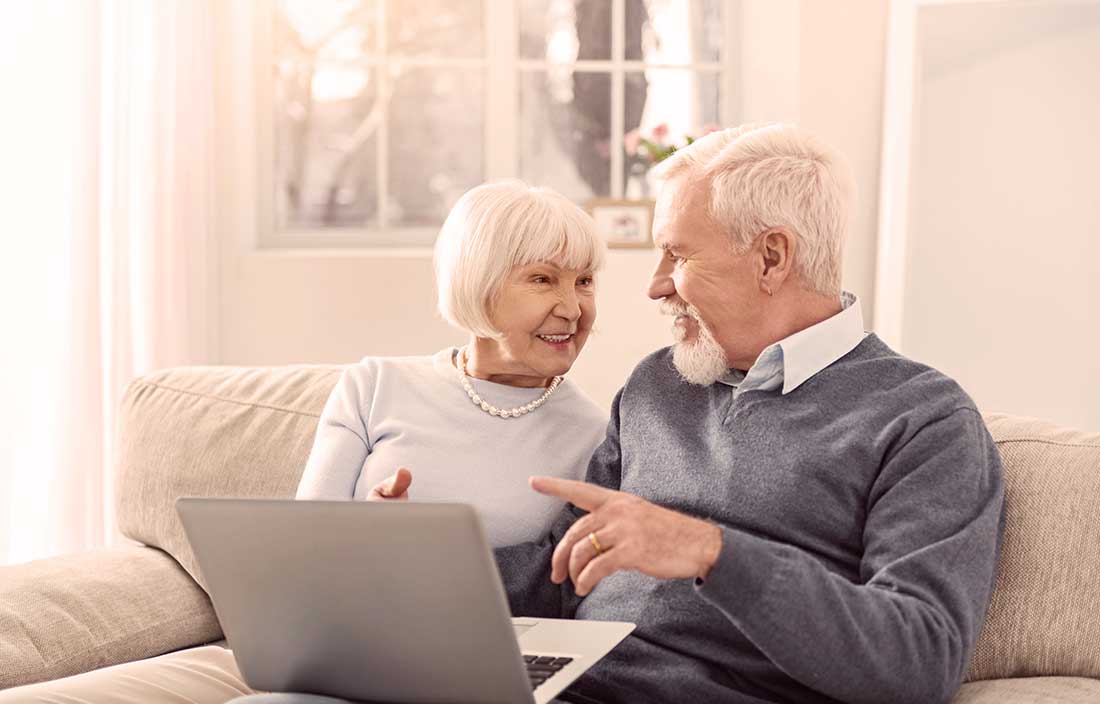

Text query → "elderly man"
[496,123,1005,704]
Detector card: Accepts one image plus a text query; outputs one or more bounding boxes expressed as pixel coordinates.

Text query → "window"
[265,0,736,247]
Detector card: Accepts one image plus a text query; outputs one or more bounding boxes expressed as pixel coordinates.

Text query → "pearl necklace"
[457,348,563,419]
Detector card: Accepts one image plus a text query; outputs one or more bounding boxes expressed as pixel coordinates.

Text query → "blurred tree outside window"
[271,0,727,246]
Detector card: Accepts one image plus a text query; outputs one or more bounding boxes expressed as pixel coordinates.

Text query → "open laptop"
[176,498,634,704]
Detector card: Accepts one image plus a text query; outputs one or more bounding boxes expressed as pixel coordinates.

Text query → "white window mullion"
[383,57,486,69]
[253,0,274,246]
[485,0,518,180]
[721,0,741,126]
[518,60,721,71]
[610,0,625,199]
[376,0,390,228]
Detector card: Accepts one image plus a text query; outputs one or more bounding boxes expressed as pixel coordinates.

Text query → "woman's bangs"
[513,212,602,273]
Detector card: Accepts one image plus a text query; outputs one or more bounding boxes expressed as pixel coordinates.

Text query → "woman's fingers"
[387,467,413,498]
[368,467,413,500]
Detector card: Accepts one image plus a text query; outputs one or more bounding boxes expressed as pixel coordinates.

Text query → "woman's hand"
[367,467,412,500]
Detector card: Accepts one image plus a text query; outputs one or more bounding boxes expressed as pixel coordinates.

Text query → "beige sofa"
[1,365,1099,702]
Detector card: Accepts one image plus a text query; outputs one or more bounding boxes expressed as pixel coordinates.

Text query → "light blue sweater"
[295,348,608,546]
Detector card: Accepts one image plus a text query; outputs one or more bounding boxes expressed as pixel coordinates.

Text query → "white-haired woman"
[294,180,608,546]
[0,181,608,704]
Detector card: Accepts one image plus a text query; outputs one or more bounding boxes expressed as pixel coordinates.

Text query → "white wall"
[216,1,890,409]
[799,0,887,331]
[904,11,1100,430]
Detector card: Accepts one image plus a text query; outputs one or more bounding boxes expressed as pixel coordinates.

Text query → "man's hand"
[368,467,412,500]
[531,476,723,596]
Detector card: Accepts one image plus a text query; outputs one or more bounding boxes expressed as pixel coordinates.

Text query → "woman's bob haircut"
[434,181,606,339]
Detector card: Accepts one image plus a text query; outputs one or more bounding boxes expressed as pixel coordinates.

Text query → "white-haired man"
[497,123,1005,704]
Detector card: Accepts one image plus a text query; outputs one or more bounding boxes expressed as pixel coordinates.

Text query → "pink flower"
[623,129,642,154]
[651,123,669,141]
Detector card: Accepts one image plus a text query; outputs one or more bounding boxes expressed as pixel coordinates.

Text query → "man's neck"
[728,290,844,371]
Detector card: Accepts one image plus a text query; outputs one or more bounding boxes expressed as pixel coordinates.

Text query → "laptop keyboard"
[523,654,574,690]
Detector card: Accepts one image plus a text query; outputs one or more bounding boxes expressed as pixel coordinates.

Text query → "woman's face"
[484,261,597,383]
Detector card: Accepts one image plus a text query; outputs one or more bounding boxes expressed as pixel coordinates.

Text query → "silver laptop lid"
[177,498,534,704]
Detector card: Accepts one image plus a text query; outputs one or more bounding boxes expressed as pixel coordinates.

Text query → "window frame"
[256,0,741,249]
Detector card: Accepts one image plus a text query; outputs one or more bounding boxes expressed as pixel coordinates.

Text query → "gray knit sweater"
[496,335,1005,704]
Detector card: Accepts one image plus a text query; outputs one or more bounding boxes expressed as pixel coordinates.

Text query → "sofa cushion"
[0,645,249,702]
[965,414,1100,681]
[115,365,342,590]
[0,545,222,689]
[953,676,1100,703]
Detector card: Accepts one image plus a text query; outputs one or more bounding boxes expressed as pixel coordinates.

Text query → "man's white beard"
[659,300,729,386]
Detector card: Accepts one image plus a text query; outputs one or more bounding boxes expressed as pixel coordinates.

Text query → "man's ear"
[758,229,795,295]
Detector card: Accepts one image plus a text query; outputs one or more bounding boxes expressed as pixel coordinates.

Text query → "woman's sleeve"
[295,366,373,500]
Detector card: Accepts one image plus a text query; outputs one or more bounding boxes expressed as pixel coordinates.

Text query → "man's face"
[648,175,765,380]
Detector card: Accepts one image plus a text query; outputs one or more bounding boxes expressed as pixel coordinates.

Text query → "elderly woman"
[295,180,607,545]
[0,181,609,704]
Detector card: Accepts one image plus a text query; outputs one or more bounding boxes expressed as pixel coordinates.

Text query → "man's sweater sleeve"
[494,388,625,619]
[695,408,1005,704]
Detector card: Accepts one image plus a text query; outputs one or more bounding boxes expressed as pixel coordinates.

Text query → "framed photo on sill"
[586,199,655,249]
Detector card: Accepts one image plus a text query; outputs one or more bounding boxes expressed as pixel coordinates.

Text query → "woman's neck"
[457,340,554,388]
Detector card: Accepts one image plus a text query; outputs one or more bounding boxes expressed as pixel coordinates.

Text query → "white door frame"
[873,0,1029,350]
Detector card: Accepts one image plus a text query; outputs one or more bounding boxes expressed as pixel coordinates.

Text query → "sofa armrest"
[0,545,222,689]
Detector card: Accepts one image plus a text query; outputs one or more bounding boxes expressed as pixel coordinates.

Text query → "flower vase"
[626,161,655,200]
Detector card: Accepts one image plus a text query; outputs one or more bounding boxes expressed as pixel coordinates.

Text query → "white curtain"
[0,0,217,565]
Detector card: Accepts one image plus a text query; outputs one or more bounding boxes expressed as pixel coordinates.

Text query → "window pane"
[623,69,719,198]
[388,0,484,58]
[275,1,381,229]
[520,0,611,61]
[389,67,484,227]
[278,0,379,54]
[625,0,722,64]
[519,70,611,202]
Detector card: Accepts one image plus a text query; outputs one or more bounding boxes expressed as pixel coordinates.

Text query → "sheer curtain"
[0,0,217,565]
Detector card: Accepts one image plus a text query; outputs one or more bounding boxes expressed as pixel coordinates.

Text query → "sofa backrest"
[115,367,1100,682]
[115,365,342,591]
[964,413,1100,681]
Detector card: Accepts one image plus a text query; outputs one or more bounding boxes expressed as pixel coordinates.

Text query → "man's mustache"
[659,299,691,317]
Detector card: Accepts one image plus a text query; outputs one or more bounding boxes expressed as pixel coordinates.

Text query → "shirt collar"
[718,291,867,395]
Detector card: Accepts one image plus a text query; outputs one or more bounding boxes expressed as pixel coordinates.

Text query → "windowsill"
[245,247,657,260]
[250,247,435,259]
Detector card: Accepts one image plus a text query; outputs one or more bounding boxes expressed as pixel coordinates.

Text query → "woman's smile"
[536,332,575,350]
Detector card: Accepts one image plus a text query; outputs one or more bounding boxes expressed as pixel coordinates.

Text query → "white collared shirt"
[719,291,867,397]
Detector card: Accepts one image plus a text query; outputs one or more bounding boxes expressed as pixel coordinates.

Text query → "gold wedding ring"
[588,531,604,556]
